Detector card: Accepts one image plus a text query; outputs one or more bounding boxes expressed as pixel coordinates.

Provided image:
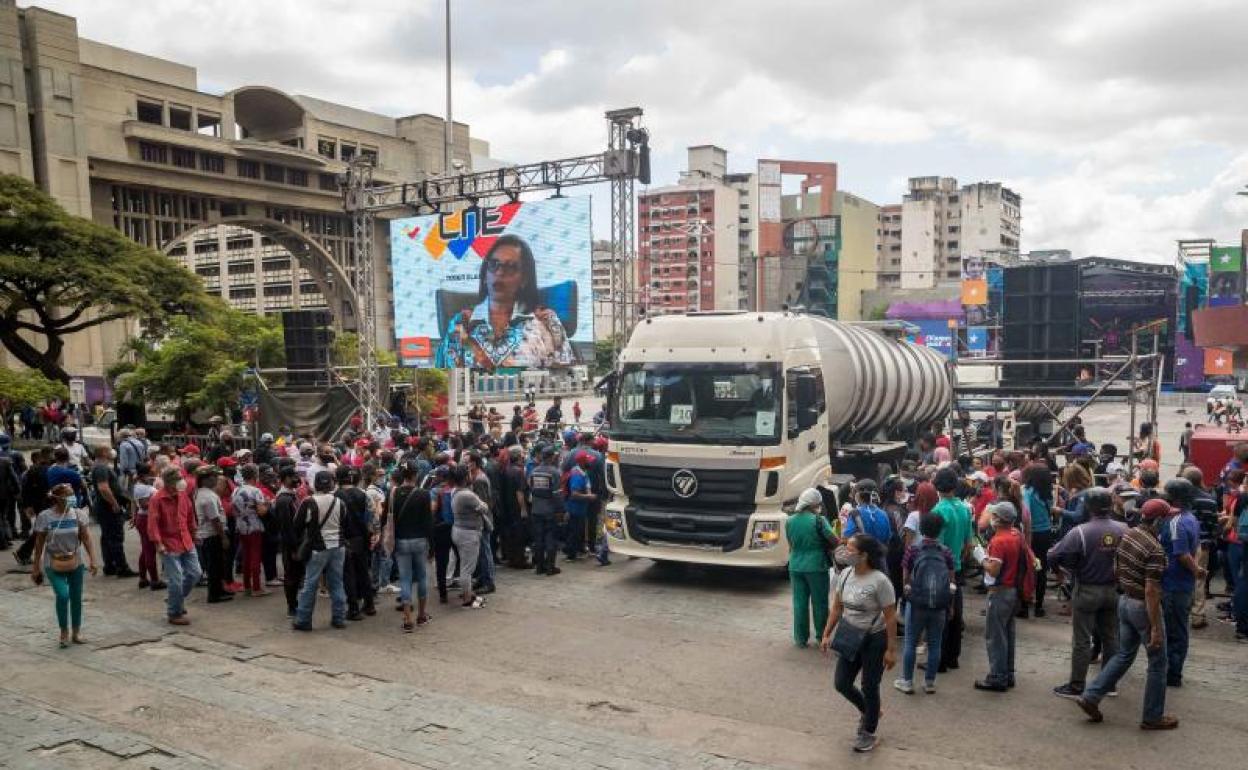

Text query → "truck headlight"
[749,520,781,550]
[605,509,625,540]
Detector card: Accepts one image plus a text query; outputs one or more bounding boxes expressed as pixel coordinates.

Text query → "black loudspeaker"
[282,310,334,388]
[1001,264,1080,383]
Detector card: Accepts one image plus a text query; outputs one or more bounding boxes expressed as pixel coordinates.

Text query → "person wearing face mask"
[974,501,1027,692]
[31,483,99,647]
[820,534,898,753]
[1071,499,1179,730]
[785,487,837,648]
[148,467,201,626]
[90,444,135,578]
[271,467,305,617]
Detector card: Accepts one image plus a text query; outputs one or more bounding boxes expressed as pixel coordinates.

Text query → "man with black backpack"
[895,513,955,694]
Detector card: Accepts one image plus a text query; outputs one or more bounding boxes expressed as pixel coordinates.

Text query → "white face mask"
[176,480,188,493]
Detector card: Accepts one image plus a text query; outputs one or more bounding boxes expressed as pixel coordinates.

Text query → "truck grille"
[624,506,750,550]
[619,464,758,510]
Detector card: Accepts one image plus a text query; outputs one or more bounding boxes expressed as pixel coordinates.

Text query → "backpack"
[1015,534,1037,605]
[909,544,952,610]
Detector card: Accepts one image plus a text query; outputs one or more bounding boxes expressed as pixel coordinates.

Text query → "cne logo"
[671,469,699,499]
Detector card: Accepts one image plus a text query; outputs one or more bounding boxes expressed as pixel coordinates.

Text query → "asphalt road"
[2,402,1244,769]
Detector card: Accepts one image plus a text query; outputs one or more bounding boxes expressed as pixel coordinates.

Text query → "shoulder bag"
[296,498,338,562]
[829,570,880,662]
[48,509,82,573]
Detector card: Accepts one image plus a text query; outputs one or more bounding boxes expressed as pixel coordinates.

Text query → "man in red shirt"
[148,467,202,626]
[975,501,1026,692]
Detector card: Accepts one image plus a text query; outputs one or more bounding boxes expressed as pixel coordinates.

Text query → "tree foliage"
[408,367,448,417]
[0,174,209,382]
[0,367,69,415]
[109,300,283,413]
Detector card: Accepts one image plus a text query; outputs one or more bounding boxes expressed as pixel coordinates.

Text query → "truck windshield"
[613,362,781,445]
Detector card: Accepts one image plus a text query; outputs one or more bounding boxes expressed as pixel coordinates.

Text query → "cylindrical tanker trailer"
[602,311,953,568]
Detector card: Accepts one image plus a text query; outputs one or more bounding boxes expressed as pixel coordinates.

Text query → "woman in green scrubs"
[785,487,837,647]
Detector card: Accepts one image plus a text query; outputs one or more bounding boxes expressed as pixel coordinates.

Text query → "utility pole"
[444,0,453,175]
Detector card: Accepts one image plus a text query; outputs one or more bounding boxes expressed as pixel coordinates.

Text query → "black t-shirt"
[90,462,127,510]
[336,487,371,539]
[272,489,300,547]
[545,406,562,424]
[500,464,526,517]
[391,486,432,540]
[511,413,524,431]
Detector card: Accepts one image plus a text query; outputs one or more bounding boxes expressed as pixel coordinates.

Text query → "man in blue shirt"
[1158,479,1202,688]
[843,480,894,544]
[562,452,595,560]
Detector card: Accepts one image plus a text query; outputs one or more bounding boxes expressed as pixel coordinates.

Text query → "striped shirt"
[1114,526,1166,600]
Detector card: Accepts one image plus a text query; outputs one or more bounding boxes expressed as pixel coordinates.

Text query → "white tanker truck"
[602,311,952,568]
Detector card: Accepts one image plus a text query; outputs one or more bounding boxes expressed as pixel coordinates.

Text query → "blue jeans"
[1235,547,1248,636]
[1224,541,1241,594]
[902,603,946,684]
[1084,595,1167,722]
[1161,590,1192,681]
[984,587,1018,686]
[371,544,394,590]
[295,546,346,627]
[394,538,429,606]
[475,525,495,588]
[161,550,203,619]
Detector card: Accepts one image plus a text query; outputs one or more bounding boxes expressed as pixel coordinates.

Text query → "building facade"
[637,146,740,317]
[1,2,482,389]
[877,176,1021,290]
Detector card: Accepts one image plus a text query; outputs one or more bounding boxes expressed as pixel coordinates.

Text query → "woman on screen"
[435,234,574,370]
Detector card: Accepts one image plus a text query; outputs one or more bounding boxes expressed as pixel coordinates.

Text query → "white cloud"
[27,0,1248,260]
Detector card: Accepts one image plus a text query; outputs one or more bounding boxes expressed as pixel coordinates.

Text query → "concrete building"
[832,191,882,321]
[877,176,1021,290]
[752,159,838,315]
[0,2,482,398]
[590,239,617,342]
[637,146,740,317]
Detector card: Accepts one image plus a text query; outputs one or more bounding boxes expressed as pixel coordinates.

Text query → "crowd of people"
[784,425,1248,752]
[0,412,610,642]
[4,412,1247,754]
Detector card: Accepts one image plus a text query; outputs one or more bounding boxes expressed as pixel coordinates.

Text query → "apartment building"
[877,177,1021,290]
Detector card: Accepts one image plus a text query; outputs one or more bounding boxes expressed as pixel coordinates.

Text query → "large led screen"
[390,197,593,369]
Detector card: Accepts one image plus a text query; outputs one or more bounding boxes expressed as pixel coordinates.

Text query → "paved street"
[2,404,1245,769]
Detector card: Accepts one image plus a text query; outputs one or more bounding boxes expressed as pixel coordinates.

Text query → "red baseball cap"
[216,456,237,469]
[1139,498,1177,520]
[179,444,201,456]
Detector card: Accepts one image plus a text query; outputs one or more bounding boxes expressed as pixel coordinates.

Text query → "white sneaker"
[893,678,915,694]
[381,584,400,594]
[265,579,284,587]
[924,682,937,694]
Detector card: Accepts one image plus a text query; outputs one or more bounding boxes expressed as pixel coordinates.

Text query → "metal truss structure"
[342,108,649,424]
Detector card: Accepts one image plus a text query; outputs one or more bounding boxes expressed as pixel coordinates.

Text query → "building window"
[340,144,356,163]
[947,241,958,249]
[228,287,256,299]
[287,168,308,187]
[136,99,163,126]
[168,104,192,131]
[195,265,218,278]
[197,112,222,137]
[227,261,254,275]
[237,159,260,179]
[263,164,285,183]
[317,137,336,159]
[171,147,196,168]
[199,153,225,174]
[280,137,303,149]
[139,141,167,164]
[360,146,378,165]
[319,173,338,191]
[264,284,292,297]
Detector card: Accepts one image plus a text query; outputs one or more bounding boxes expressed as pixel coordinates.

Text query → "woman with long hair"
[821,533,898,753]
[31,483,99,647]
[1021,462,1058,618]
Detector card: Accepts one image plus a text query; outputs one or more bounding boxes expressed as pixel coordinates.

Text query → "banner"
[1210,246,1243,272]
[966,326,989,355]
[960,278,987,306]
[908,319,955,358]
[1172,335,1205,389]
[1178,261,1208,337]
[390,197,593,370]
[1204,347,1234,376]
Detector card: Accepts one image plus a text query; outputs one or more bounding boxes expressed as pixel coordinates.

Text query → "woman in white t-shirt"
[32,483,99,647]
[821,533,898,754]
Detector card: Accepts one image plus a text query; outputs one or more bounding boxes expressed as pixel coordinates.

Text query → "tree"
[593,337,620,376]
[0,174,209,382]
[0,367,68,426]
[409,368,448,418]
[109,300,283,415]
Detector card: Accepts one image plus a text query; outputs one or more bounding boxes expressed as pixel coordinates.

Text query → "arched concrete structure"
[162,216,359,330]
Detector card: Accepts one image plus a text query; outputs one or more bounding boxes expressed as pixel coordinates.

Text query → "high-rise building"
[753,159,838,314]
[637,146,740,317]
[832,191,882,321]
[590,240,617,342]
[877,177,1021,290]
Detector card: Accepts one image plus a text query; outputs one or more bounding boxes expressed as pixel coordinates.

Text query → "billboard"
[390,197,593,369]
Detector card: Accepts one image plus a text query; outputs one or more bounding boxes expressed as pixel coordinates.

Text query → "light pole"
[444,0,453,175]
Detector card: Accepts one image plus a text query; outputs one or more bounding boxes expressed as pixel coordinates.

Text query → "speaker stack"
[1001,264,1080,383]
[282,310,334,389]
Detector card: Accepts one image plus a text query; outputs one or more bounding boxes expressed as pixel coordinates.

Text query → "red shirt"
[147,487,196,554]
[987,527,1025,589]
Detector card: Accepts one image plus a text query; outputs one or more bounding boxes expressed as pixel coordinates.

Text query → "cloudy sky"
[31,0,1248,261]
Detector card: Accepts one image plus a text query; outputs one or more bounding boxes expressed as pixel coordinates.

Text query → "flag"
[1204,347,1234,376]
[961,278,987,306]
[1210,246,1243,273]
[966,327,988,354]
